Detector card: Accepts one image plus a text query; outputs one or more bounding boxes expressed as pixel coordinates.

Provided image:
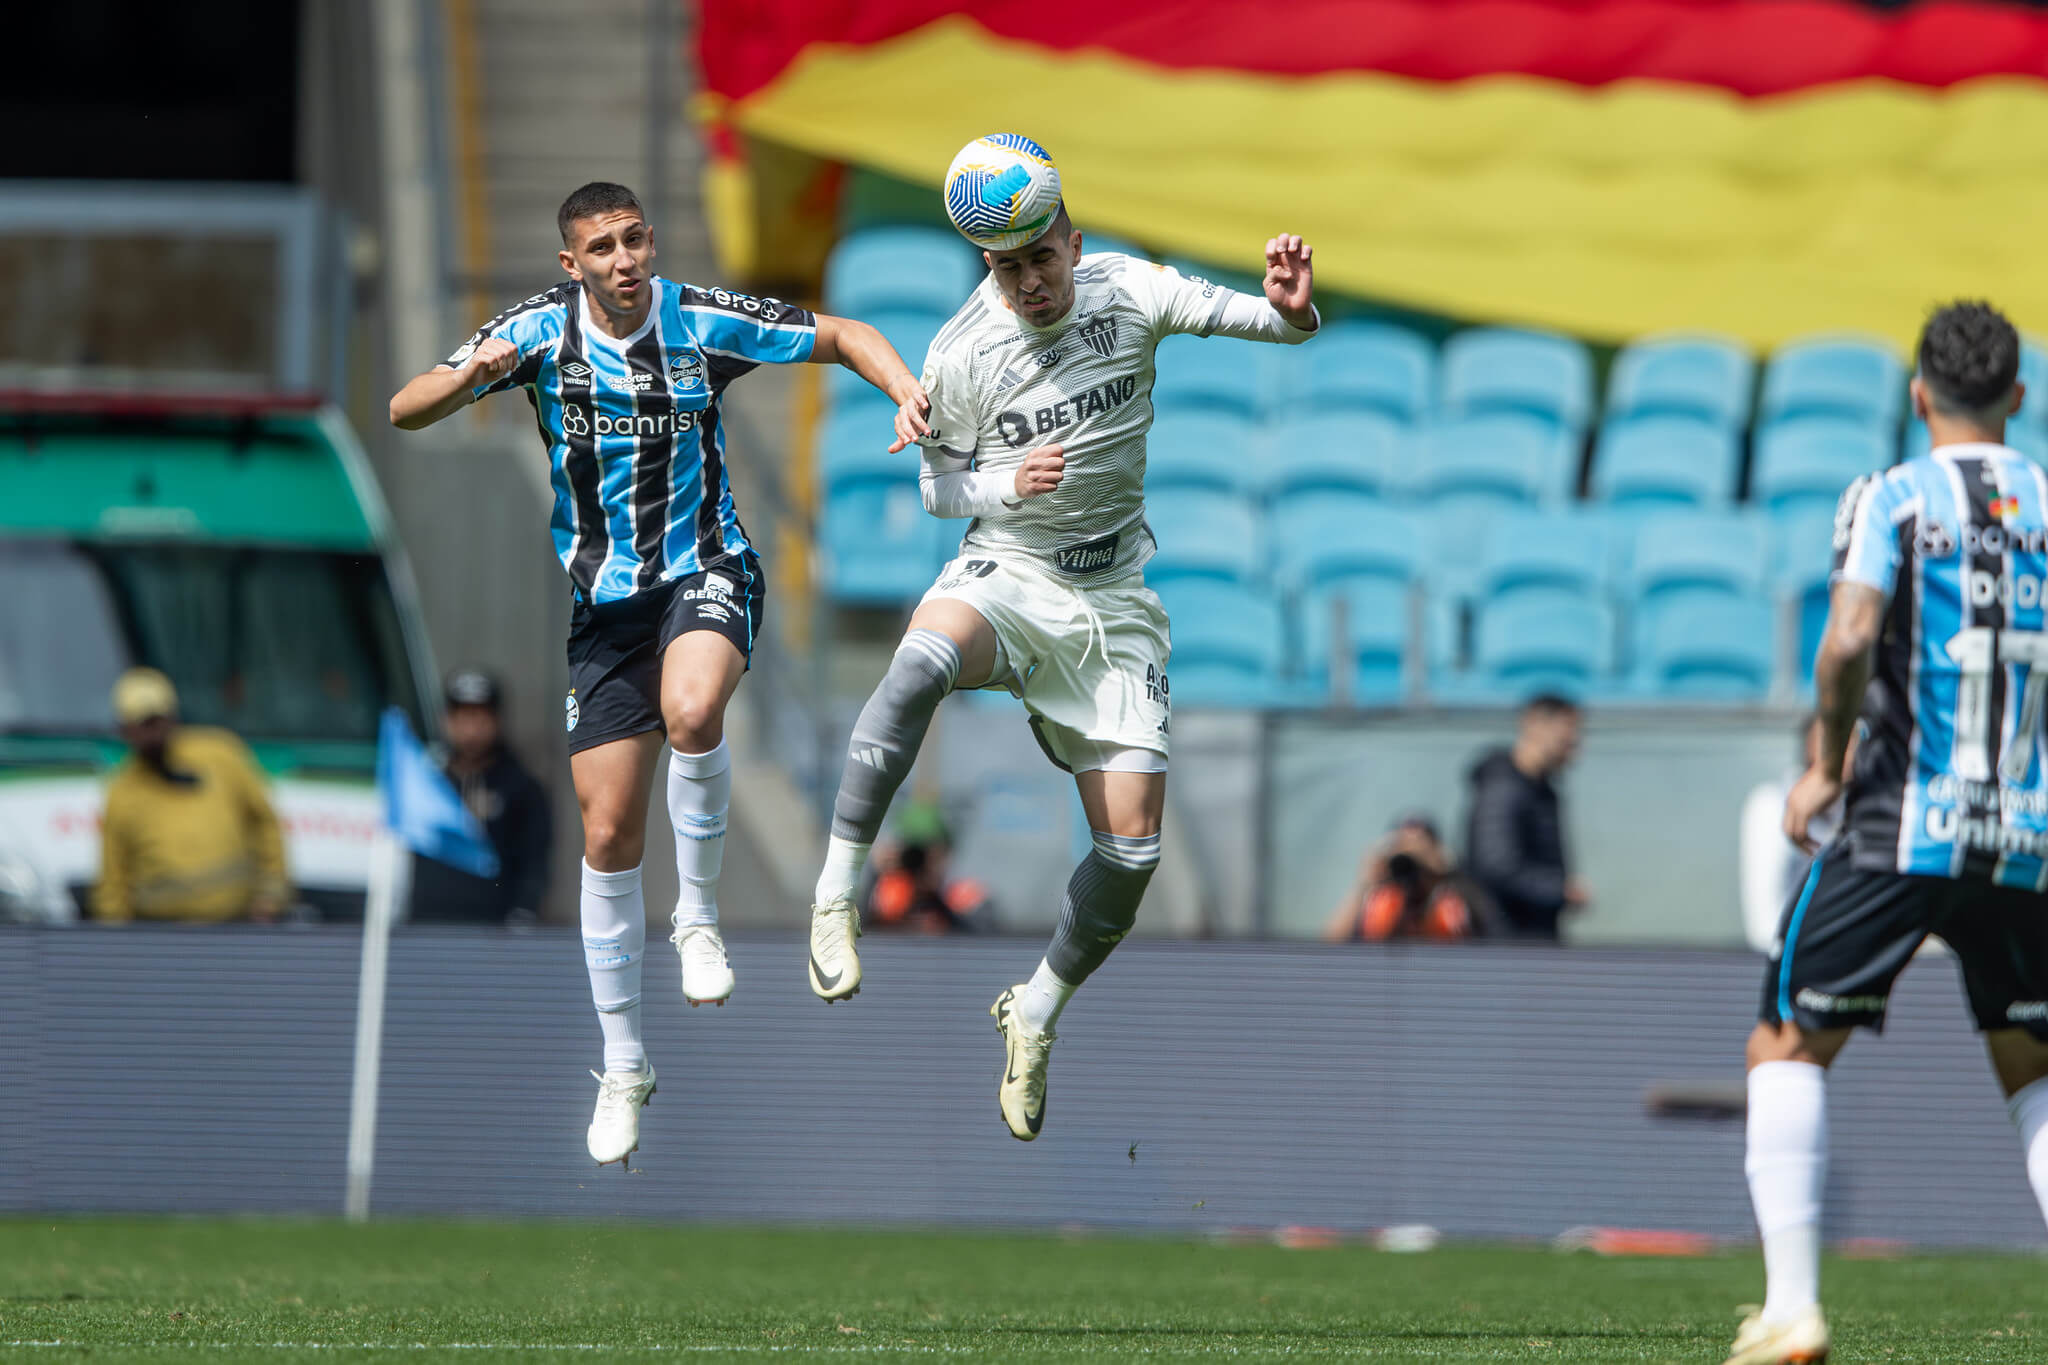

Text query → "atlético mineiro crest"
[1078,315,1117,360]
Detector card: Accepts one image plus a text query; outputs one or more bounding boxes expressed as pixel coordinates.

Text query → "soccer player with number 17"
[803,135,1319,1140]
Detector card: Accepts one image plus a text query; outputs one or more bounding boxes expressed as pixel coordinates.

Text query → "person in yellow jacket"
[95,669,291,923]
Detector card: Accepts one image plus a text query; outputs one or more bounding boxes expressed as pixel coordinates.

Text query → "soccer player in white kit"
[805,134,1319,1139]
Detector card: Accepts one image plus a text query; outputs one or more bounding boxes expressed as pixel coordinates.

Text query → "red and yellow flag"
[698,1,2048,347]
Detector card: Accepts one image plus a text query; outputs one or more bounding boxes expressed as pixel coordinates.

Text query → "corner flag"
[375,707,499,879]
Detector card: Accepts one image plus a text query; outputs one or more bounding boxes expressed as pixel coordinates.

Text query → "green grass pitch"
[0,1219,2039,1362]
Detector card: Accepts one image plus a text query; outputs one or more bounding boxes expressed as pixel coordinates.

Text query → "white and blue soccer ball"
[943,134,1063,251]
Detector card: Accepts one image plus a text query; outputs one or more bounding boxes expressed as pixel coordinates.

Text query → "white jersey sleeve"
[1128,262,1319,344]
[916,313,1020,519]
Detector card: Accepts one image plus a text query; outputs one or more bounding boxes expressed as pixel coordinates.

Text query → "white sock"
[1746,1060,1827,1324]
[2007,1076,2048,1228]
[814,834,871,908]
[1014,958,1076,1035]
[580,860,646,1074]
[668,742,730,929]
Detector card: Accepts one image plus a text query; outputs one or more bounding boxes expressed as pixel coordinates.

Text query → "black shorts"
[1760,842,2048,1040]
[563,554,765,755]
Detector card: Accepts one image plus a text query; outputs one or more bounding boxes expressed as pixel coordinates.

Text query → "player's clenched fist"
[462,337,520,385]
[1013,443,1065,500]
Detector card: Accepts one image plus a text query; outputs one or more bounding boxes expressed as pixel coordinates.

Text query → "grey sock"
[1045,830,1161,985]
[829,629,961,843]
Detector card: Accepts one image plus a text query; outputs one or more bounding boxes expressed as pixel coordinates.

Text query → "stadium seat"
[1759,335,1906,428]
[1590,415,1741,508]
[1146,411,1262,497]
[1144,487,1262,584]
[1153,579,1293,706]
[1295,322,1434,424]
[824,228,979,316]
[1634,590,1778,700]
[819,479,946,606]
[1440,328,1594,434]
[817,408,905,492]
[1752,418,1891,516]
[1256,413,1404,502]
[1270,493,1422,592]
[1152,335,1266,418]
[2019,337,2048,432]
[1474,509,1608,600]
[1772,507,1838,682]
[1409,414,1572,509]
[1298,575,1412,704]
[828,309,943,407]
[1454,587,1617,700]
[1605,335,1754,429]
[1629,513,1770,601]
[1080,232,1149,261]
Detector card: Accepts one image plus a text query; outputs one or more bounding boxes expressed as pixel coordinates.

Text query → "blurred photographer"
[863,802,992,934]
[409,670,553,924]
[1323,815,1485,942]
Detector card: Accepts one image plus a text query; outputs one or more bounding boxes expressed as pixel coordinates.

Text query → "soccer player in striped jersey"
[390,181,929,1168]
[1727,302,2048,1365]
[803,135,1319,1142]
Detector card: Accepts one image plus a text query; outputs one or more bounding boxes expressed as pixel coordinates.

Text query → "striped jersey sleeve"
[674,286,815,380]
[441,287,569,399]
[1831,470,1912,598]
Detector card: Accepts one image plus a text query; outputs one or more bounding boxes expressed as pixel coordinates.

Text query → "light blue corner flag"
[375,708,500,879]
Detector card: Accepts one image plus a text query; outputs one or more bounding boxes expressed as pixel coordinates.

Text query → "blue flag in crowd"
[376,708,500,879]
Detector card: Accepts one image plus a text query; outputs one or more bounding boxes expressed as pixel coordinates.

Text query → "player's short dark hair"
[1917,300,2020,415]
[557,182,644,244]
[1521,692,1580,722]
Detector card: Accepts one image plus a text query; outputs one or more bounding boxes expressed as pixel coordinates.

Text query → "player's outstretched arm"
[389,338,518,430]
[810,314,930,453]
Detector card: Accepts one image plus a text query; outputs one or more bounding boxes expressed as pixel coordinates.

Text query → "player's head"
[1912,300,2024,437]
[112,667,178,763]
[556,182,655,316]
[443,669,503,761]
[1516,693,1582,775]
[983,204,1082,328]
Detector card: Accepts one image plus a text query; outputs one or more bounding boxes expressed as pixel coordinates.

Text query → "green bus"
[0,392,437,920]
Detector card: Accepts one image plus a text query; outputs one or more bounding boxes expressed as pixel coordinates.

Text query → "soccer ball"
[943,134,1063,251]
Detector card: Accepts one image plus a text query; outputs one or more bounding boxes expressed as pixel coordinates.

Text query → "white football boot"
[671,923,734,1006]
[1722,1305,1830,1365]
[808,896,862,1001]
[990,985,1055,1141]
[586,1065,656,1168]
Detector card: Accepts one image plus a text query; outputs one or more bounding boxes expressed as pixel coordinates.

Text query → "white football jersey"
[918,254,1247,579]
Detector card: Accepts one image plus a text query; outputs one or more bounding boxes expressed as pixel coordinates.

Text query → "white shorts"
[921,552,1172,770]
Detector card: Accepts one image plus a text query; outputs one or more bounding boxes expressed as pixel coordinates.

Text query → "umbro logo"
[560,360,593,385]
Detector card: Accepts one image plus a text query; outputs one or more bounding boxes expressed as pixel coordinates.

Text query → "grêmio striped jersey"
[441,277,816,604]
[1834,442,2048,887]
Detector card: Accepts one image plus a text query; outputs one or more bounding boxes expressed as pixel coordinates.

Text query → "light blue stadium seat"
[1630,513,1770,601]
[1271,493,1422,592]
[1752,418,1892,517]
[1590,414,1741,508]
[1772,508,1838,682]
[1144,487,1262,584]
[1441,328,1594,434]
[1296,322,1434,424]
[1442,586,1616,702]
[1759,336,1906,428]
[820,479,945,606]
[827,309,943,407]
[1299,576,1412,705]
[1146,411,1262,497]
[824,228,979,316]
[1409,414,1572,508]
[2019,337,2048,433]
[1475,509,1608,600]
[817,409,904,492]
[1152,334,1266,418]
[1154,579,1293,706]
[1606,335,1754,429]
[1257,413,1404,502]
[1634,590,1777,700]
